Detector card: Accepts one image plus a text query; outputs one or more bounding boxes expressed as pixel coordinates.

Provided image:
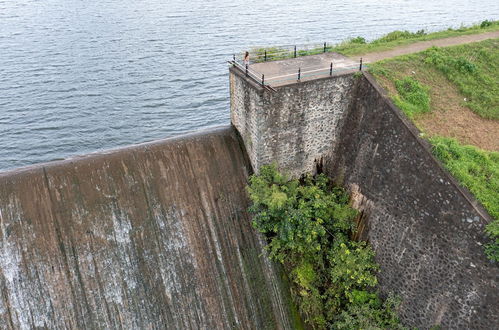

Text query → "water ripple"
[0,0,497,171]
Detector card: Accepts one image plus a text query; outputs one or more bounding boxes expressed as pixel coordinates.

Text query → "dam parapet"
[230,60,498,329]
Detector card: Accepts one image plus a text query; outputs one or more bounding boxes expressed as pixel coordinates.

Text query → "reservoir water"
[1,0,497,171]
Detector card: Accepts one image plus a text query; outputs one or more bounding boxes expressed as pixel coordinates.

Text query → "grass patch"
[247,164,404,329]
[422,43,498,119]
[393,76,431,118]
[332,20,499,56]
[250,20,499,62]
[430,137,499,261]
[369,38,499,120]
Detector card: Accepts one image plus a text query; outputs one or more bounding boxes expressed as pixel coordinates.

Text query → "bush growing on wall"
[247,164,403,329]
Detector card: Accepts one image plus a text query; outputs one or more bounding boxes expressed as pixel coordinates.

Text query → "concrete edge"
[229,66,265,93]
[230,63,357,90]
[0,125,235,179]
[362,71,493,223]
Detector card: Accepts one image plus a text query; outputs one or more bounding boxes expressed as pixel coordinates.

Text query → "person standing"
[243,51,250,66]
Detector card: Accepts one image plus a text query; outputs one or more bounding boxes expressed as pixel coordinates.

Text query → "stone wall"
[0,127,297,329]
[230,67,356,177]
[229,68,263,172]
[325,73,498,329]
[230,66,498,328]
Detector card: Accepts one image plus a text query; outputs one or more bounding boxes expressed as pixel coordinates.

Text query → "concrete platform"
[249,52,359,87]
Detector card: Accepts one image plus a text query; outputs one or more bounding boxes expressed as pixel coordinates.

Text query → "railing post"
[359,58,363,71]
[262,74,265,86]
[324,42,326,53]
[264,50,267,62]
[330,62,333,75]
[294,45,297,58]
[233,54,236,66]
[246,64,248,77]
[298,67,301,81]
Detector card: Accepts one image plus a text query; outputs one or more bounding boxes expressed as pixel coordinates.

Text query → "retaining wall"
[325,74,498,329]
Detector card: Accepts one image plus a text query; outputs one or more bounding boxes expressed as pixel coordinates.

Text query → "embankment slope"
[0,126,295,329]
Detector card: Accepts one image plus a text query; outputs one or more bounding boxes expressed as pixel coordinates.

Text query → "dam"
[0,53,498,329]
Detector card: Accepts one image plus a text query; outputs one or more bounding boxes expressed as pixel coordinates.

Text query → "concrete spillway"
[0,127,295,329]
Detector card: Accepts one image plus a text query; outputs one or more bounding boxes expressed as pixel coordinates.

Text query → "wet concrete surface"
[0,126,295,329]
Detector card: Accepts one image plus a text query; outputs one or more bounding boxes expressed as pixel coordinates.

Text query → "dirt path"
[359,31,499,63]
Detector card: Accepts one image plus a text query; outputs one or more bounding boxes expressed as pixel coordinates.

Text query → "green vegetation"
[247,164,403,329]
[393,76,431,118]
[251,20,499,62]
[430,137,499,261]
[423,44,498,119]
[334,20,498,56]
[485,220,499,262]
[369,38,499,119]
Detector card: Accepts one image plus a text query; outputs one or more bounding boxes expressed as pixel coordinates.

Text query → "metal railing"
[229,57,365,88]
[230,58,266,83]
[236,42,336,63]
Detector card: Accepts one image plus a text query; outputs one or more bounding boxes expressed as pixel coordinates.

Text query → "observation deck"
[230,49,361,88]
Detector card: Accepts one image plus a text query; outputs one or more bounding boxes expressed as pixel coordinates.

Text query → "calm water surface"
[1,0,497,171]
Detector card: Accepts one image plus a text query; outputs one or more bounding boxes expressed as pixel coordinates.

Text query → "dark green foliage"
[393,76,431,118]
[430,137,499,261]
[480,20,494,28]
[350,36,367,44]
[247,164,403,329]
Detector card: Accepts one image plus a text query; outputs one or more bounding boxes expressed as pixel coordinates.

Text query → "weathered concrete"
[230,63,498,328]
[230,66,356,178]
[0,126,296,329]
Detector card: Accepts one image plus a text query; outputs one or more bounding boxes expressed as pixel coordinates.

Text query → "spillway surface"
[0,126,294,329]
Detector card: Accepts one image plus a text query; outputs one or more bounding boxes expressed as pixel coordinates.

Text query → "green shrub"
[394,76,431,118]
[480,20,493,28]
[485,220,499,262]
[333,294,404,330]
[247,164,403,328]
[350,36,367,44]
[375,30,423,43]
